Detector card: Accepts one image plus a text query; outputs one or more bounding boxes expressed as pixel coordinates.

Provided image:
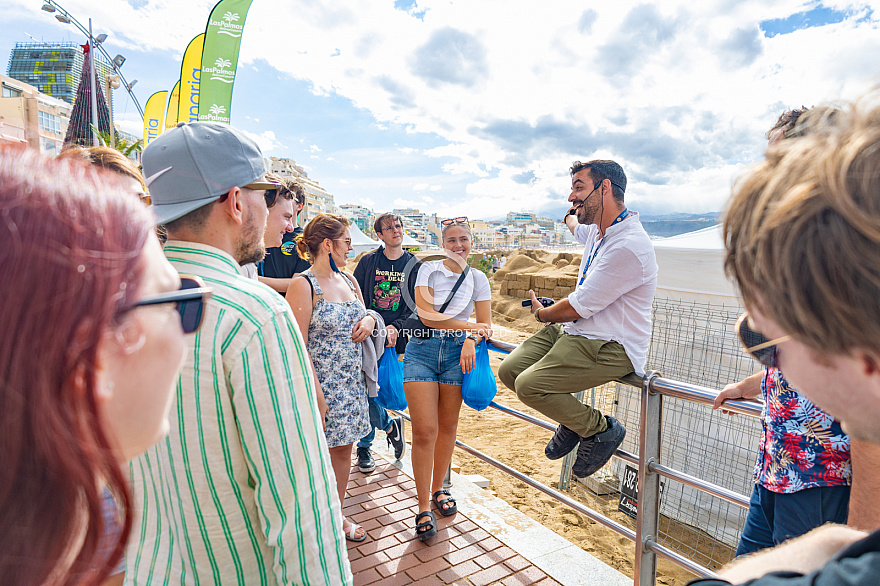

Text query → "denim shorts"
[403,332,466,386]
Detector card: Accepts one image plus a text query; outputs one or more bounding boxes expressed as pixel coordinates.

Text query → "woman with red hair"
[0,147,209,585]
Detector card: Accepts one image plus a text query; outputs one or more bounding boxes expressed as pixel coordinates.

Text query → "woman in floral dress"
[286,214,377,542]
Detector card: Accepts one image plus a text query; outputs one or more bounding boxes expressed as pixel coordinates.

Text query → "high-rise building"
[7,42,111,106]
[267,157,335,224]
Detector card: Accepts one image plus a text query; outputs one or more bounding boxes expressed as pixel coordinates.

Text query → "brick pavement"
[344,458,562,585]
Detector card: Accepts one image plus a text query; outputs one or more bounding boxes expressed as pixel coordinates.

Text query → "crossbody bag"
[402,266,470,338]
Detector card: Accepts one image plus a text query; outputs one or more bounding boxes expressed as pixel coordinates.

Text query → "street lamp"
[40,0,143,120]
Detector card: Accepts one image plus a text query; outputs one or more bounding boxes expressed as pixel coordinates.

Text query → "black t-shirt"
[261,228,311,282]
[368,252,410,327]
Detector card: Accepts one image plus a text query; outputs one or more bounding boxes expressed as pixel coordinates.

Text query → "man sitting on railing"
[689,96,880,585]
[498,160,657,479]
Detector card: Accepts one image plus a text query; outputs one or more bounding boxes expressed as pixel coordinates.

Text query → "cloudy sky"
[2,0,878,219]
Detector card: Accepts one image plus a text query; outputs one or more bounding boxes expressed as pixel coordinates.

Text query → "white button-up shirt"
[564,212,658,375]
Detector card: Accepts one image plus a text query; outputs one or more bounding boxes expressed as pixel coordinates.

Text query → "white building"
[267,157,335,224]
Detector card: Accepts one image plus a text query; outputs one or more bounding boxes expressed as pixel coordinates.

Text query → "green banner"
[198,0,253,124]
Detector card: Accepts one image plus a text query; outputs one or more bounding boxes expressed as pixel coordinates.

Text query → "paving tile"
[443,543,486,566]
[350,551,390,574]
[414,576,445,586]
[376,552,423,577]
[468,562,515,586]
[350,505,394,524]
[414,539,457,562]
[356,534,402,556]
[501,565,550,585]
[352,567,382,586]
[405,556,452,581]
[534,578,563,586]
[473,545,517,569]
[361,494,398,509]
[436,559,481,583]
[378,571,415,586]
[412,576,445,585]
[503,555,531,573]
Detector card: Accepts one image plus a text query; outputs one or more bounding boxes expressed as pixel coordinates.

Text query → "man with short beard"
[127,122,352,585]
[499,159,657,479]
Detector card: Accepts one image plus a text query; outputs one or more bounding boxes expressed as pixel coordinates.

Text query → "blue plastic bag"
[376,347,407,411]
[461,340,497,411]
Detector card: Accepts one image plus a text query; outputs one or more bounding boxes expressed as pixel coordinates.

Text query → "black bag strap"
[438,267,470,314]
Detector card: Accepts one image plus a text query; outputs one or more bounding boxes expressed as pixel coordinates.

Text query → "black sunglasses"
[264,188,279,208]
[735,313,791,368]
[133,276,212,334]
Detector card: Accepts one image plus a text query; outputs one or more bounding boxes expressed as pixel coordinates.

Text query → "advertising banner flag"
[178,33,205,125]
[198,0,254,124]
[143,90,167,147]
[165,80,181,131]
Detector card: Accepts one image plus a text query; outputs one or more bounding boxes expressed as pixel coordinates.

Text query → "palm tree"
[90,124,143,159]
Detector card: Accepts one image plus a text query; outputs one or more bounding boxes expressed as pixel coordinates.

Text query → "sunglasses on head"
[441,216,469,226]
[735,312,791,368]
[133,276,212,334]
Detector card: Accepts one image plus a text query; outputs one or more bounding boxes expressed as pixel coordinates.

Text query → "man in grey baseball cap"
[128,122,352,585]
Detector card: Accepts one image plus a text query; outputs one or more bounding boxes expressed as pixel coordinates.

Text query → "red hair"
[0,146,154,585]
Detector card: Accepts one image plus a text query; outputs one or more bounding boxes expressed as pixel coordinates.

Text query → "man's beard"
[236,209,266,266]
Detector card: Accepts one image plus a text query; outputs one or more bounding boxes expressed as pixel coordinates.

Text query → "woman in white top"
[402,219,492,541]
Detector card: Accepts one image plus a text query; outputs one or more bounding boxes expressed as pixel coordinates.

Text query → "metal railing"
[449,338,762,585]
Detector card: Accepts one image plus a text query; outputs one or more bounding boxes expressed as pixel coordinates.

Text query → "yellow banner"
[178,34,204,124]
[143,90,167,147]
[165,80,180,131]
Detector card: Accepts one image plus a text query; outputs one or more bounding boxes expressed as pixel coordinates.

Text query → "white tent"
[652,224,741,308]
[349,223,381,257]
[401,233,422,248]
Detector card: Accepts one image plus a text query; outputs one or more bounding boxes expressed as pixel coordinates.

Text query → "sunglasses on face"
[441,216,469,226]
[735,312,791,368]
[133,276,212,334]
[264,189,279,208]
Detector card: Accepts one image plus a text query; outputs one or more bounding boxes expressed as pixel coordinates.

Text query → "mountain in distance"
[638,212,721,237]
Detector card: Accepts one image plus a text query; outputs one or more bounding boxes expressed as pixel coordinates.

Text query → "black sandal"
[415,511,437,541]
[432,489,457,516]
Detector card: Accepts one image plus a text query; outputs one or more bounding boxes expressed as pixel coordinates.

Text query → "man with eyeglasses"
[127,122,352,585]
[687,98,880,586]
[498,159,657,479]
[350,213,417,472]
[713,108,852,559]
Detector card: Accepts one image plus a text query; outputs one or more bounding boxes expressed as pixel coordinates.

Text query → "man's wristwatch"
[466,333,478,343]
[535,308,545,323]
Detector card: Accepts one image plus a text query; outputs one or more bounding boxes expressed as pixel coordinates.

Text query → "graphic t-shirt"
[261,228,311,284]
[370,252,409,325]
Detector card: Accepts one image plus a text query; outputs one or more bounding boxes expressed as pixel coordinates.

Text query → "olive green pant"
[497,324,634,438]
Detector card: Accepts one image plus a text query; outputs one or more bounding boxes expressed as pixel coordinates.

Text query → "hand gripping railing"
[468,338,762,584]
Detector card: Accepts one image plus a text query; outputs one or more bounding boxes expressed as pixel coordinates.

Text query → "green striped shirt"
[125,241,351,586]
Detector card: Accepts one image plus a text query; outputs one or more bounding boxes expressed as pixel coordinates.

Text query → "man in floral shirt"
[716,366,851,555]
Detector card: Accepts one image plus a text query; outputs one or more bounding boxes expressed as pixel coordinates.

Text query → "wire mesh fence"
[570,297,762,571]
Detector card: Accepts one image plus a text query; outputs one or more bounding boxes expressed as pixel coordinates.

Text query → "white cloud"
[10,0,878,216]
[238,129,284,153]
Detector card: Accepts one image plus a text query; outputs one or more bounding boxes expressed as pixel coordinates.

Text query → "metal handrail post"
[559,390,586,490]
[635,371,662,586]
